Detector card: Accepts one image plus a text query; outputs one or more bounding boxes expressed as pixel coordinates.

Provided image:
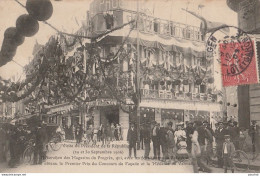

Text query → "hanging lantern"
[147,79,151,85]
[162,86,166,90]
[183,79,189,85]
[207,88,212,93]
[16,14,39,37]
[195,78,202,85]
[4,27,25,46]
[171,88,175,93]
[186,92,191,97]
[160,80,165,86]
[219,100,223,105]
[175,80,181,85]
[166,80,171,85]
[26,0,53,21]
[208,77,214,84]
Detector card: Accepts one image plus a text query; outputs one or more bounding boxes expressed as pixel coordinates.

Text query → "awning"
[97,26,205,58]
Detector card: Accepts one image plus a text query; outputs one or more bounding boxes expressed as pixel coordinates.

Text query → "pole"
[136,0,141,150]
[81,47,88,131]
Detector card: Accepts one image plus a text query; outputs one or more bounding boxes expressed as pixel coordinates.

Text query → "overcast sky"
[0,0,237,80]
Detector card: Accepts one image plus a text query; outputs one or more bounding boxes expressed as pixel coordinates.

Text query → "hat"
[224,135,230,139]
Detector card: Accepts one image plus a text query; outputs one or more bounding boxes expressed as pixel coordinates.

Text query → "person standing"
[192,121,212,173]
[115,124,119,141]
[33,122,48,165]
[75,125,81,144]
[152,123,160,159]
[143,125,151,159]
[166,122,175,163]
[215,122,229,168]
[222,135,235,173]
[248,120,260,154]
[110,123,115,142]
[0,126,6,162]
[127,123,138,158]
[8,126,19,168]
[140,126,144,150]
[158,123,168,161]
[232,121,240,150]
[185,122,194,153]
[100,124,107,146]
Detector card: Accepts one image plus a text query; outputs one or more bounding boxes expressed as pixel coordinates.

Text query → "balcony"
[140,88,219,103]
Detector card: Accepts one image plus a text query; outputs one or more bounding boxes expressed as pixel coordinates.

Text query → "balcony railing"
[140,89,219,103]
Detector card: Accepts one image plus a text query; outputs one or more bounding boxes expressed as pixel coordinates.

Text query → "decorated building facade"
[85,0,223,138]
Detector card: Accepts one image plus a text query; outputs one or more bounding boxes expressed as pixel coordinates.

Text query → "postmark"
[206,26,259,87]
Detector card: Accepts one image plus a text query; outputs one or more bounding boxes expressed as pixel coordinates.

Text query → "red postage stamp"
[219,36,258,87]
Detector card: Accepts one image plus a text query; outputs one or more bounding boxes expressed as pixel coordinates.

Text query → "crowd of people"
[126,120,259,173]
[0,118,259,172]
[63,123,123,146]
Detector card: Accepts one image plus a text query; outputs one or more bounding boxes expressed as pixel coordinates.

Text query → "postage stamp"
[206,26,259,87]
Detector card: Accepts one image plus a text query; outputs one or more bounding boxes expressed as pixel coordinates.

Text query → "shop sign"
[142,89,215,102]
[48,104,74,114]
[95,99,117,106]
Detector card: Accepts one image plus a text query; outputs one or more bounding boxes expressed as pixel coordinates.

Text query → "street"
[1,140,257,173]
[1,140,193,173]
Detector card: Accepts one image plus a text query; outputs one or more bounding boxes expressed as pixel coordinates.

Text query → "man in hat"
[248,120,260,154]
[185,122,194,153]
[158,122,168,160]
[127,123,138,158]
[231,121,240,150]
[215,121,229,168]
[166,122,175,163]
[222,135,235,173]
[151,122,160,159]
[143,124,151,159]
[33,122,48,165]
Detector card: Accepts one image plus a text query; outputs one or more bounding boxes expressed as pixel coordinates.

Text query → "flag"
[182,9,229,36]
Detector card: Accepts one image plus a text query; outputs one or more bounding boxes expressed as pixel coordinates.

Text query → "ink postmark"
[206,26,258,86]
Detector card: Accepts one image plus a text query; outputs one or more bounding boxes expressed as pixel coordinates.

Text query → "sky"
[0,0,237,80]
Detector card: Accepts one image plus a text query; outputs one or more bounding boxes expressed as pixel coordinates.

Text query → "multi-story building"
[227,0,260,128]
[86,0,223,138]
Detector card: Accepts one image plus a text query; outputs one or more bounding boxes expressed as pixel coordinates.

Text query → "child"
[222,135,235,173]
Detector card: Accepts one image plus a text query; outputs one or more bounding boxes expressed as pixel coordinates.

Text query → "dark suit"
[143,128,151,158]
[151,126,160,159]
[159,127,168,159]
[215,128,229,167]
[127,127,138,157]
[249,124,260,153]
[34,126,48,164]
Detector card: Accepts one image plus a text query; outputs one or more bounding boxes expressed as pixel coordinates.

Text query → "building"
[227,0,260,128]
[85,0,223,139]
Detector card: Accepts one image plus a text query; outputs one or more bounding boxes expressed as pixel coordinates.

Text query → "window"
[145,19,153,32]
[170,24,176,36]
[154,21,159,33]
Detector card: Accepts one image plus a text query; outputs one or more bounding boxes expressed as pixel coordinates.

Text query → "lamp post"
[136,0,141,150]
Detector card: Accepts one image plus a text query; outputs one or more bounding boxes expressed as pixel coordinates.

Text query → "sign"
[95,99,117,106]
[48,104,74,114]
[141,89,215,102]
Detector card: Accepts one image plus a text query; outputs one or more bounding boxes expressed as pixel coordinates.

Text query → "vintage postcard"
[0,0,260,174]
